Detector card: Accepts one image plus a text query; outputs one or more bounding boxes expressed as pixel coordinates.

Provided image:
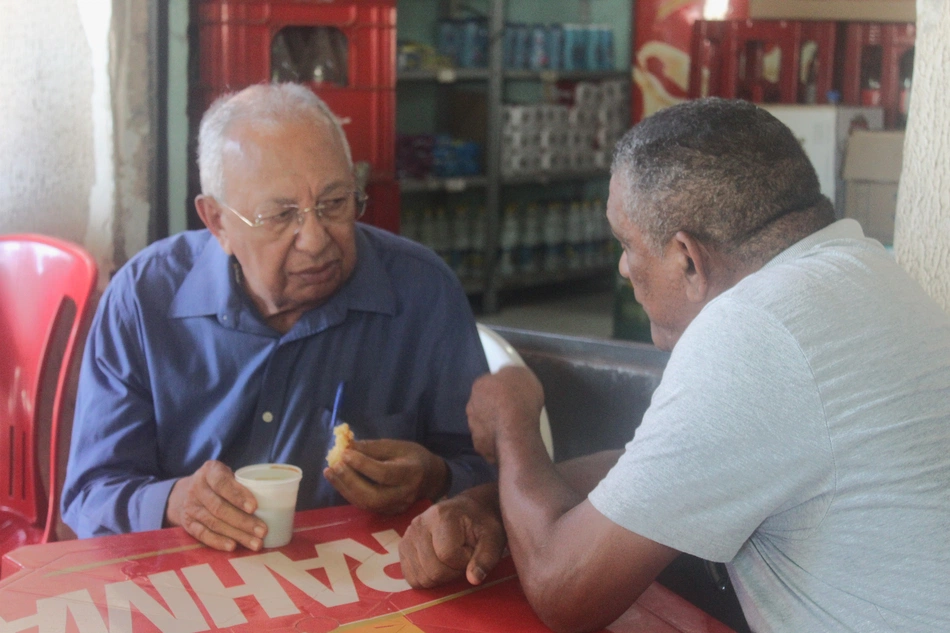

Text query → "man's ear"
[671,230,712,303]
[195,194,234,255]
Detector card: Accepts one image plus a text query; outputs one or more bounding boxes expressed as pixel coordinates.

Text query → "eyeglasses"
[218,191,368,236]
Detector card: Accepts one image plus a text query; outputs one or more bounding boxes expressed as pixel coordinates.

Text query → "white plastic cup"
[234,463,303,548]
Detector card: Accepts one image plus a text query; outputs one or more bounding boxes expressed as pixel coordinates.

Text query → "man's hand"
[399,488,506,588]
[165,460,266,552]
[324,439,449,515]
[466,365,545,464]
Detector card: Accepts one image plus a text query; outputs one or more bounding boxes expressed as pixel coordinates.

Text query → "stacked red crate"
[839,22,916,129]
[688,19,837,106]
[195,0,399,233]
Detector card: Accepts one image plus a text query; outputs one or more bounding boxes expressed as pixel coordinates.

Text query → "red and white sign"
[1,504,734,633]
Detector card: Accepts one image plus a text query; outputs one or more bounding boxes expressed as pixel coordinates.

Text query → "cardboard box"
[843,130,905,245]
[762,104,884,215]
[750,0,915,22]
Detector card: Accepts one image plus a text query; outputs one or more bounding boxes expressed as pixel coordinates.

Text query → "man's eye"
[318,197,348,212]
[270,207,299,223]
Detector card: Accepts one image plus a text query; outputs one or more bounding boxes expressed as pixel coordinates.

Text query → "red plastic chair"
[0,234,97,557]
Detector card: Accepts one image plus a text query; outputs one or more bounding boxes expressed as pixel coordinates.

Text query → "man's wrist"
[426,456,451,501]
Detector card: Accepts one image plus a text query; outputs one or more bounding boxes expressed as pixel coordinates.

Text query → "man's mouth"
[291,260,339,285]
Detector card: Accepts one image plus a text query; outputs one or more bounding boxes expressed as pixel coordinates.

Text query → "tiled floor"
[475,280,615,340]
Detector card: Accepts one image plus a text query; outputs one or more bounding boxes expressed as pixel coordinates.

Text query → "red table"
[0,504,734,632]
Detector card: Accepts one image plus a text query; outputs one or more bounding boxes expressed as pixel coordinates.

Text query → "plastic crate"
[195,0,396,185]
[839,22,915,129]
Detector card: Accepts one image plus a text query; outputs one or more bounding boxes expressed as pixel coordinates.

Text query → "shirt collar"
[168,226,397,323]
[169,234,239,319]
[762,218,866,270]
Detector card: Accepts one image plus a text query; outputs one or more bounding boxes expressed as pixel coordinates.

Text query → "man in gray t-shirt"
[398,99,950,633]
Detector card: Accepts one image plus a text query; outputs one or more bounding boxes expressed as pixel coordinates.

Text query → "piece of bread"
[326,423,354,467]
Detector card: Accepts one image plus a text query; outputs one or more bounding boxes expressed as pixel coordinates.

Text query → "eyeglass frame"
[216,190,368,233]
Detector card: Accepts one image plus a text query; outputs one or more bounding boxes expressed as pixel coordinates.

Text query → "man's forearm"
[495,440,630,632]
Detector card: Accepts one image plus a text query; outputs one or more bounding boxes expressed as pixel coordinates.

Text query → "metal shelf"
[399,176,489,193]
[396,0,630,312]
[397,69,629,84]
[503,69,630,83]
[502,168,610,185]
[397,68,490,83]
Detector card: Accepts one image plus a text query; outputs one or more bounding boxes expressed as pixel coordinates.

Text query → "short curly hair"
[197,82,352,200]
[612,98,834,263]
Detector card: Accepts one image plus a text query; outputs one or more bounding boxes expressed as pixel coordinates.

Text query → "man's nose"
[292,209,331,251]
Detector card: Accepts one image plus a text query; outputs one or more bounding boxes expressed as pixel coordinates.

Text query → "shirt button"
[262,411,274,423]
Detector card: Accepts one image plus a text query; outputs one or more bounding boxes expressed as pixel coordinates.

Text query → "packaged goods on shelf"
[494,197,612,277]
[402,204,487,281]
[500,79,628,178]
[396,134,435,180]
[404,196,613,283]
[450,205,472,277]
[396,134,483,180]
[397,41,453,73]
[437,18,489,69]
[519,203,543,274]
[502,22,614,71]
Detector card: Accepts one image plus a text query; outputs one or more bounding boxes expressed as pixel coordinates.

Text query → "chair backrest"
[0,234,97,543]
[476,323,555,459]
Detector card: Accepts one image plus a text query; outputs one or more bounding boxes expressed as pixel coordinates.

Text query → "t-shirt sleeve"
[589,296,833,562]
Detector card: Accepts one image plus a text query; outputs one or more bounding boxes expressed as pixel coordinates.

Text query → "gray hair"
[611,98,834,264]
[197,82,353,199]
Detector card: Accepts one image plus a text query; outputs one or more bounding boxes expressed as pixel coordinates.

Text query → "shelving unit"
[396,0,630,312]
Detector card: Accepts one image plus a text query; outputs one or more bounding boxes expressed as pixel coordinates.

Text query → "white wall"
[0,0,153,288]
[895,0,950,313]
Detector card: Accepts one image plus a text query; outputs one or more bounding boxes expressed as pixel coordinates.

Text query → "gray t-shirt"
[590,220,950,632]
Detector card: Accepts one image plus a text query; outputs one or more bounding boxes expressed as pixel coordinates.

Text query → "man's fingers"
[429,517,475,571]
[465,522,506,584]
[349,439,400,460]
[195,475,266,539]
[399,515,466,589]
[325,465,406,513]
[181,514,238,552]
[205,461,257,514]
[342,448,403,486]
[185,489,265,551]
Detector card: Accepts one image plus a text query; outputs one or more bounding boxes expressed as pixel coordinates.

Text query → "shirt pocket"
[347,411,418,443]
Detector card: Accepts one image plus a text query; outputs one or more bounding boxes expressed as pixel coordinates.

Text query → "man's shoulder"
[358,224,460,288]
[108,230,215,303]
[117,230,212,279]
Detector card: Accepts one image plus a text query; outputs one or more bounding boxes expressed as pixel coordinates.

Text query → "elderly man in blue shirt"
[62,83,494,552]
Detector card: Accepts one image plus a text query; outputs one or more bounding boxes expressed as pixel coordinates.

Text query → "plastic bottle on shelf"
[451,205,471,277]
[580,200,594,268]
[419,207,435,252]
[520,202,541,273]
[543,201,566,272]
[593,198,611,266]
[432,206,451,266]
[565,201,584,270]
[401,206,419,244]
[499,203,520,277]
[470,205,487,278]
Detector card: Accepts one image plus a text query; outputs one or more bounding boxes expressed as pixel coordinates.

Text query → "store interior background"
[1,4,947,630]
[1,0,948,337]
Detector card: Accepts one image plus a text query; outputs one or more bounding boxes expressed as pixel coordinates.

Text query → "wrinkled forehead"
[224,118,351,180]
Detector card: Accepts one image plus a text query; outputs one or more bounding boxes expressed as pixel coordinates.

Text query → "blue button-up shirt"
[62,226,494,537]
